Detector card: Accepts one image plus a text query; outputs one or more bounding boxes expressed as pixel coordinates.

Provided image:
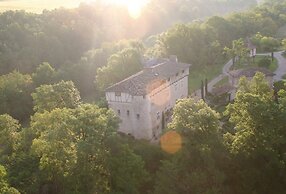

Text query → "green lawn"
[213,76,229,88]
[188,58,228,93]
[231,55,278,72]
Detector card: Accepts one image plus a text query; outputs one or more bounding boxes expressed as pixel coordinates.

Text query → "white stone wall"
[106,92,152,139]
[106,66,190,140]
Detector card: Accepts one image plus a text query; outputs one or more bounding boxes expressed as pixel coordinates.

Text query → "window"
[176,72,179,76]
[168,77,170,81]
[117,110,121,115]
[137,114,140,119]
[157,112,160,120]
[143,95,146,99]
[115,92,121,97]
[182,70,185,73]
[127,110,130,116]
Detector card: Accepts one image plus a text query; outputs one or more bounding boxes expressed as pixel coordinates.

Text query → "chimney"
[169,55,178,62]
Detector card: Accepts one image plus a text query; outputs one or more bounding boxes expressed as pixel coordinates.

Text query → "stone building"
[105,57,191,141]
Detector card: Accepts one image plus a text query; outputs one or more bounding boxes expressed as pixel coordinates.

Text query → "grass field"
[188,58,228,93]
[213,76,229,88]
[231,55,278,72]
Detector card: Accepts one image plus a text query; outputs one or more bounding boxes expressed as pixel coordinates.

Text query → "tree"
[0,165,20,194]
[109,144,149,194]
[30,104,119,193]
[32,62,57,87]
[257,56,271,68]
[0,71,33,122]
[154,99,228,194]
[32,80,81,113]
[282,38,286,51]
[69,104,119,194]
[261,36,280,61]
[96,48,142,91]
[224,38,248,65]
[224,72,286,194]
[0,114,20,159]
[252,33,280,61]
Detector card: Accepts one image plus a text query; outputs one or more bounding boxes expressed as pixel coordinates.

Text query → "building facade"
[105,57,191,141]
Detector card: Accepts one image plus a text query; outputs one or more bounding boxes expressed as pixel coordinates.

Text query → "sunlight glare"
[105,0,149,19]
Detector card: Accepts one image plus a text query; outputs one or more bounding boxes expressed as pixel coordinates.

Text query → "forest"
[1,0,286,193]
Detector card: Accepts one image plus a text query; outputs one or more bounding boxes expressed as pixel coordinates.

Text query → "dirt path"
[273,51,286,81]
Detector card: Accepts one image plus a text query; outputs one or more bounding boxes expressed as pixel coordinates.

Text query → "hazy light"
[0,0,150,16]
[160,131,182,154]
[105,0,149,19]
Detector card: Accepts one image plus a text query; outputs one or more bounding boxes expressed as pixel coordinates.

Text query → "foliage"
[109,144,149,194]
[154,99,228,194]
[0,71,33,122]
[224,38,249,65]
[257,56,271,68]
[96,48,143,91]
[224,72,286,194]
[0,114,20,161]
[29,104,119,193]
[0,165,20,194]
[32,80,81,113]
[32,62,57,87]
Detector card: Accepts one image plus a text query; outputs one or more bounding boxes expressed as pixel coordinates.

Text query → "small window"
[182,70,185,73]
[137,114,140,119]
[143,95,146,99]
[127,110,130,116]
[176,73,179,76]
[117,110,121,115]
[168,77,170,81]
[157,112,160,120]
[115,92,121,97]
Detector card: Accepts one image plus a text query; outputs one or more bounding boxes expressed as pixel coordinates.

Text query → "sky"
[0,0,102,13]
[0,0,150,14]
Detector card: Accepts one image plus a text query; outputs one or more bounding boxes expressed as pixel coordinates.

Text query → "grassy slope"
[231,55,278,72]
[188,58,228,93]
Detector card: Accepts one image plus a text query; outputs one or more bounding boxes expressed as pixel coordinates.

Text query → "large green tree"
[154,99,228,194]
[32,80,81,113]
[224,72,286,194]
[32,62,57,87]
[0,71,33,122]
[30,104,119,193]
[96,48,143,91]
[0,114,20,159]
[0,165,20,194]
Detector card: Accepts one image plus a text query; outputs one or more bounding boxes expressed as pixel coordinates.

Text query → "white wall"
[106,66,190,140]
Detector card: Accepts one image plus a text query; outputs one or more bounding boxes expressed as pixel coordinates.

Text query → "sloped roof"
[106,61,191,96]
[229,67,275,78]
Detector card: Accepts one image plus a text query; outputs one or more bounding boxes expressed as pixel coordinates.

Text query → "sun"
[105,0,149,19]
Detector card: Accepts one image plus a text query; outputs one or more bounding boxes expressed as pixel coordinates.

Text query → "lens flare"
[160,131,182,154]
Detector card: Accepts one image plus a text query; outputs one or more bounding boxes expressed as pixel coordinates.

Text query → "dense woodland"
[1,0,286,193]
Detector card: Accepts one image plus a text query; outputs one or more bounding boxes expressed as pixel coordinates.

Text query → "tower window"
[115,92,121,97]
[137,114,140,119]
[117,110,121,115]
[127,110,130,116]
